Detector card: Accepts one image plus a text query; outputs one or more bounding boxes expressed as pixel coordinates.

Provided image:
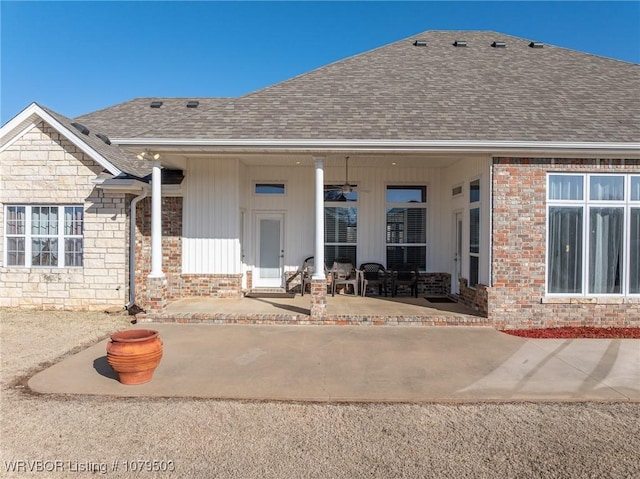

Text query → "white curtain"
[589,207,623,294]
[548,207,582,293]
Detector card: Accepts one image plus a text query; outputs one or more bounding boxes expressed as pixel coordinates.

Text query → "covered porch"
[132,148,493,319]
[140,293,488,326]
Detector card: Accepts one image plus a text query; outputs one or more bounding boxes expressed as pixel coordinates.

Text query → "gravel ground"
[1,310,639,479]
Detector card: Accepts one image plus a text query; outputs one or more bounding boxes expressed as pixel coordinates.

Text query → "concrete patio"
[142,294,488,326]
[28,323,640,402]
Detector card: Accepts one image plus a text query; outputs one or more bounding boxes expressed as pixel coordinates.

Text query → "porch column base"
[146,276,168,313]
[310,279,327,319]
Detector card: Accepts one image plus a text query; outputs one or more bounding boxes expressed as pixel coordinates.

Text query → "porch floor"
[143,294,488,326]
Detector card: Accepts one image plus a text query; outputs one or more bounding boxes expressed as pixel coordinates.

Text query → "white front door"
[254,213,284,288]
[452,211,464,294]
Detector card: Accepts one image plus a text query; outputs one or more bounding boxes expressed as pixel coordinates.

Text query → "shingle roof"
[79,30,639,144]
[38,105,151,177]
[75,98,231,138]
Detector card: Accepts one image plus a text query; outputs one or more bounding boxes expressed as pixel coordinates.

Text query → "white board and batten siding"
[182,158,241,274]
[181,156,492,285]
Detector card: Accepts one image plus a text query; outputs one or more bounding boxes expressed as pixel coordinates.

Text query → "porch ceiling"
[143,150,487,169]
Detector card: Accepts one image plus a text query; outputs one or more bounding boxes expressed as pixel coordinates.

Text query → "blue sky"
[1,1,639,124]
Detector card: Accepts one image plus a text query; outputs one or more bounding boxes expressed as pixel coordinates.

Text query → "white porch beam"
[313,156,325,280]
[149,160,165,278]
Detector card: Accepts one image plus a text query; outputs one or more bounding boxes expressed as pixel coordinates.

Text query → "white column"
[313,156,325,280]
[149,160,165,278]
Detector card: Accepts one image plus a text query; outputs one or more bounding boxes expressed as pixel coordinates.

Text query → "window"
[386,186,426,270]
[4,205,83,268]
[547,174,639,295]
[469,179,480,287]
[254,183,285,195]
[324,186,357,266]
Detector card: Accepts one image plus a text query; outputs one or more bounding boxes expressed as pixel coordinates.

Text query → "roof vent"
[96,133,111,145]
[186,100,199,108]
[529,41,544,48]
[453,40,468,47]
[491,41,506,48]
[150,101,163,108]
[70,122,89,135]
[413,40,427,47]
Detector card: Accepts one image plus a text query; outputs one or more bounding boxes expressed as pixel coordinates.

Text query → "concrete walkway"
[28,324,640,402]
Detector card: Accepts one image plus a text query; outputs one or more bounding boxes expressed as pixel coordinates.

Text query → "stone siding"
[0,122,128,310]
[490,157,640,328]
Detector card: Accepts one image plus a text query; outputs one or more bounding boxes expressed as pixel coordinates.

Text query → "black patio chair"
[359,262,388,297]
[390,263,419,298]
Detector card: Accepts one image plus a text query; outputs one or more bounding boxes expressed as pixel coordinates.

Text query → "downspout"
[126,187,148,310]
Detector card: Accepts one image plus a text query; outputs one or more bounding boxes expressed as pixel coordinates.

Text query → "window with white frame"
[5,205,84,268]
[547,174,640,295]
[469,179,480,287]
[386,186,427,270]
[324,186,357,267]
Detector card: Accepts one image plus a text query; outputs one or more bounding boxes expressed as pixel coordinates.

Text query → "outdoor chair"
[390,263,419,298]
[330,258,361,297]
[359,262,388,297]
[298,256,315,296]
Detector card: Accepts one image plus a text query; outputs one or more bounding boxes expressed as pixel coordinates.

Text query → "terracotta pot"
[106,329,163,385]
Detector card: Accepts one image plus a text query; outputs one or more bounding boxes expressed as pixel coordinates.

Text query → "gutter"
[111,138,640,157]
[126,188,148,310]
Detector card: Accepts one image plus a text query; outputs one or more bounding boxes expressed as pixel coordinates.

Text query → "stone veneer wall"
[134,197,242,309]
[490,158,640,329]
[0,122,128,310]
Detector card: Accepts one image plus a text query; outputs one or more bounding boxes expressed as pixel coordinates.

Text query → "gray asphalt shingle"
[76,30,638,144]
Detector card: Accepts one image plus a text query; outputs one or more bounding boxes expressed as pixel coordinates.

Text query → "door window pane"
[589,207,624,294]
[548,207,583,294]
[470,208,480,254]
[470,180,480,203]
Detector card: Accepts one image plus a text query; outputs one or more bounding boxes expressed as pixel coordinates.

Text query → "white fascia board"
[111,137,640,157]
[95,178,148,193]
[0,103,122,176]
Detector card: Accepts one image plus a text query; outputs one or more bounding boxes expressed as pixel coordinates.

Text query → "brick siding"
[490,157,640,328]
[134,197,242,310]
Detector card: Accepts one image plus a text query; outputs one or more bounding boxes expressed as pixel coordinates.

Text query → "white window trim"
[324,191,358,264]
[3,205,84,268]
[253,181,287,196]
[385,184,428,271]
[546,173,640,297]
[468,178,481,288]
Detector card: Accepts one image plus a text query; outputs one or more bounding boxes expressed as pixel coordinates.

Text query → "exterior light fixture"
[453,40,468,47]
[136,150,160,161]
[491,41,506,48]
[413,40,427,47]
[529,41,544,48]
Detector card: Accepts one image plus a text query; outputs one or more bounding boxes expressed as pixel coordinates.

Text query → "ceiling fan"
[340,156,355,194]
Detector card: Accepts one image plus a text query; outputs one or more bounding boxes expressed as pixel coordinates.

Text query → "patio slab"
[28,324,640,402]
[146,294,488,326]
